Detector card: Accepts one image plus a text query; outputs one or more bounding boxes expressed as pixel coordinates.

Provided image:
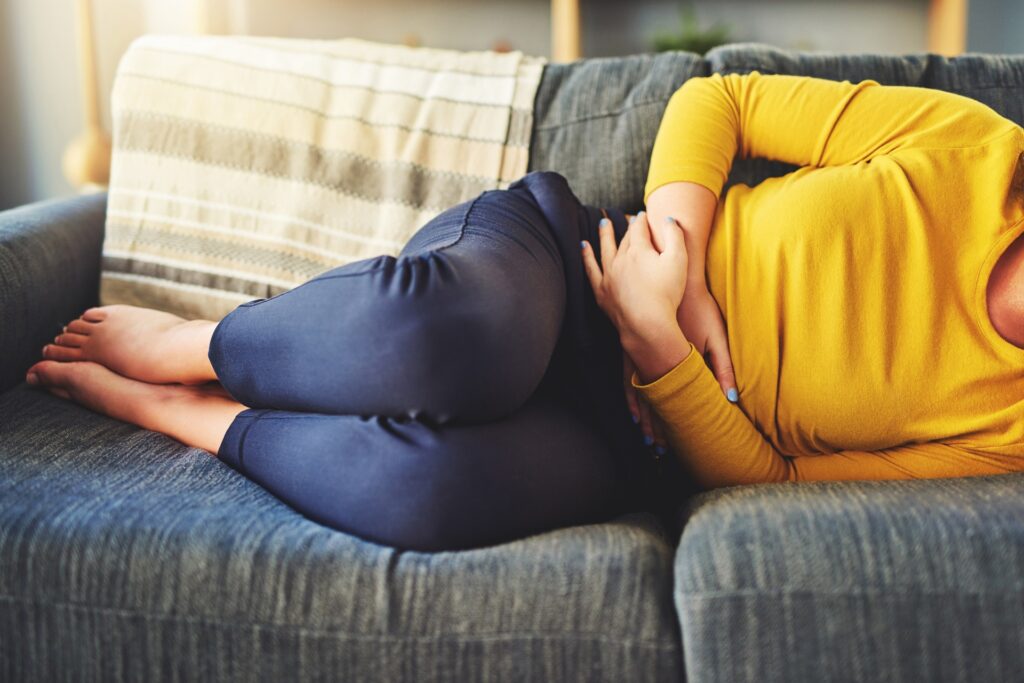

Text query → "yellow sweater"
[635,70,1024,487]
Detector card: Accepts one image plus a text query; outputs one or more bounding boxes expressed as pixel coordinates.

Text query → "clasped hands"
[581,211,738,451]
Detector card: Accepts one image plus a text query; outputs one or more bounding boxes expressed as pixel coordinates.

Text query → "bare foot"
[25,360,245,454]
[44,305,218,385]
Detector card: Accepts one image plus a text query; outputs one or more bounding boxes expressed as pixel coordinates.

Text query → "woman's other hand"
[581,211,690,385]
[621,347,670,454]
[678,286,739,403]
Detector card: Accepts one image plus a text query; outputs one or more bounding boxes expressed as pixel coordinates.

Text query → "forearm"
[644,181,717,288]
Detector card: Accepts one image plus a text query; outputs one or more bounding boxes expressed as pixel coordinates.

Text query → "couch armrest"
[0,192,107,393]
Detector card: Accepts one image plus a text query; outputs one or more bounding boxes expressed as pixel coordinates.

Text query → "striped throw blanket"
[102,35,546,320]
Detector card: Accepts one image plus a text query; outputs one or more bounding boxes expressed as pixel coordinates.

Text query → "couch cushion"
[675,478,1024,683]
[0,385,683,682]
[528,51,706,210]
[919,51,1024,128]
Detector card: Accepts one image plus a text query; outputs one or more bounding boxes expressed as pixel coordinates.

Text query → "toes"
[25,361,73,399]
[81,307,109,322]
[54,332,89,348]
[66,319,95,335]
[41,344,82,362]
[27,359,65,385]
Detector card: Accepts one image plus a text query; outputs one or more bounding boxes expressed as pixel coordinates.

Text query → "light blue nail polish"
[631,414,639,424]
[727,387,739,402]
[599,218,611,228]
[665,215,676,224]
[629,214,637,223]
[580,240,587,250]
[643,435,654,446]
[655,445,667,456]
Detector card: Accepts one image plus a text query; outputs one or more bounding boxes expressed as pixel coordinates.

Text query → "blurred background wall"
[0,0,1020,211]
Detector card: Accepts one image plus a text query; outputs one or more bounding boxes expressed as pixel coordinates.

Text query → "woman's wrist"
[620,326,691,385]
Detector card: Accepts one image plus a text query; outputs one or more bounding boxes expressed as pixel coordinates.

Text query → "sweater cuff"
[630,341,711,400]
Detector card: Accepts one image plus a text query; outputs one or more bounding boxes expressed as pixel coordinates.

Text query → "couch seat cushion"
[0,386,683,682]
[675,477,1024,683]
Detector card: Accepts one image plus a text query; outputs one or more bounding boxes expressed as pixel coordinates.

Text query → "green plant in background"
[652,0,732,55]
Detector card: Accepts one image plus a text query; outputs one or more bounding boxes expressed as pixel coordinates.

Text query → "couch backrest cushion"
[102,35,545,320]
[530,41,1024,210]
[528,52,706,210]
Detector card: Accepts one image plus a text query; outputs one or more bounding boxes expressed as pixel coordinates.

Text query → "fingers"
[598,217,617,272]
[653,215,686,254]
[581,239,602,295]
[621,348,641,423]
[651,412,668,454]
[623,342,668,454]
[705,330,740,403]
[627,211,652,252]
[637,396,655,448]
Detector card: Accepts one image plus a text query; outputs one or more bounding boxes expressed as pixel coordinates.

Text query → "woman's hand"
[620,347,671,453]
[677,286,738,402]
[581,212,691,386]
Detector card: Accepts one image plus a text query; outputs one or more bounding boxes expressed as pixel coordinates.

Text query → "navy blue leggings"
[209,171,691,551]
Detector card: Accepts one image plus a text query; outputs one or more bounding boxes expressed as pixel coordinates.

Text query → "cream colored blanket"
[102,35,546,320]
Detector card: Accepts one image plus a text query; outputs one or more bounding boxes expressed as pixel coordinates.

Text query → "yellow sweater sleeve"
[644,70,1018,203]
[631,346,1019,488]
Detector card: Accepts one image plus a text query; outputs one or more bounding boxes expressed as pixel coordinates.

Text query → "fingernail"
[629,214,637,224]
[631,413,639,424]
[727,387,739,402]
[26,372,38,386]
[655,445,667,456]
[580,240,588,250]
[599,218,610,228]
[643,435,654,446]
[637,211,646,219]
[665,215,676,224]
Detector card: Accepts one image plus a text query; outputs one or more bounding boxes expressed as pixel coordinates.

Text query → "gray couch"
[3,42,1023,682]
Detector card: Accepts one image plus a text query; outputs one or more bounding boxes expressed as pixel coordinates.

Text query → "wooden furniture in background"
[551,0,581,62]
[63,0,112,189]
[928,0,967,55]
[551,0,969,61]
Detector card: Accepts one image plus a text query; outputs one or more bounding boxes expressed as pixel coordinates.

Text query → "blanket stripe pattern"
[102,34,545,320]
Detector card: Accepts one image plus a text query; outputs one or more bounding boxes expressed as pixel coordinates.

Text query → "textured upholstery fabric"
[528,51,706,210]
[530,42,1024,210]
[0,386,684,682]
[0,193,106,394]
[7,41,1024,682]
[675,477,1024,683]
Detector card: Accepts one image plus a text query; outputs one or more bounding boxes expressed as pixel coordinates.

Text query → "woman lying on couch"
[25,71,1024,551]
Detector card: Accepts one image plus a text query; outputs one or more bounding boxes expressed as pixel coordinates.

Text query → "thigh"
[209,186,567,423]
[216,387,623,552]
